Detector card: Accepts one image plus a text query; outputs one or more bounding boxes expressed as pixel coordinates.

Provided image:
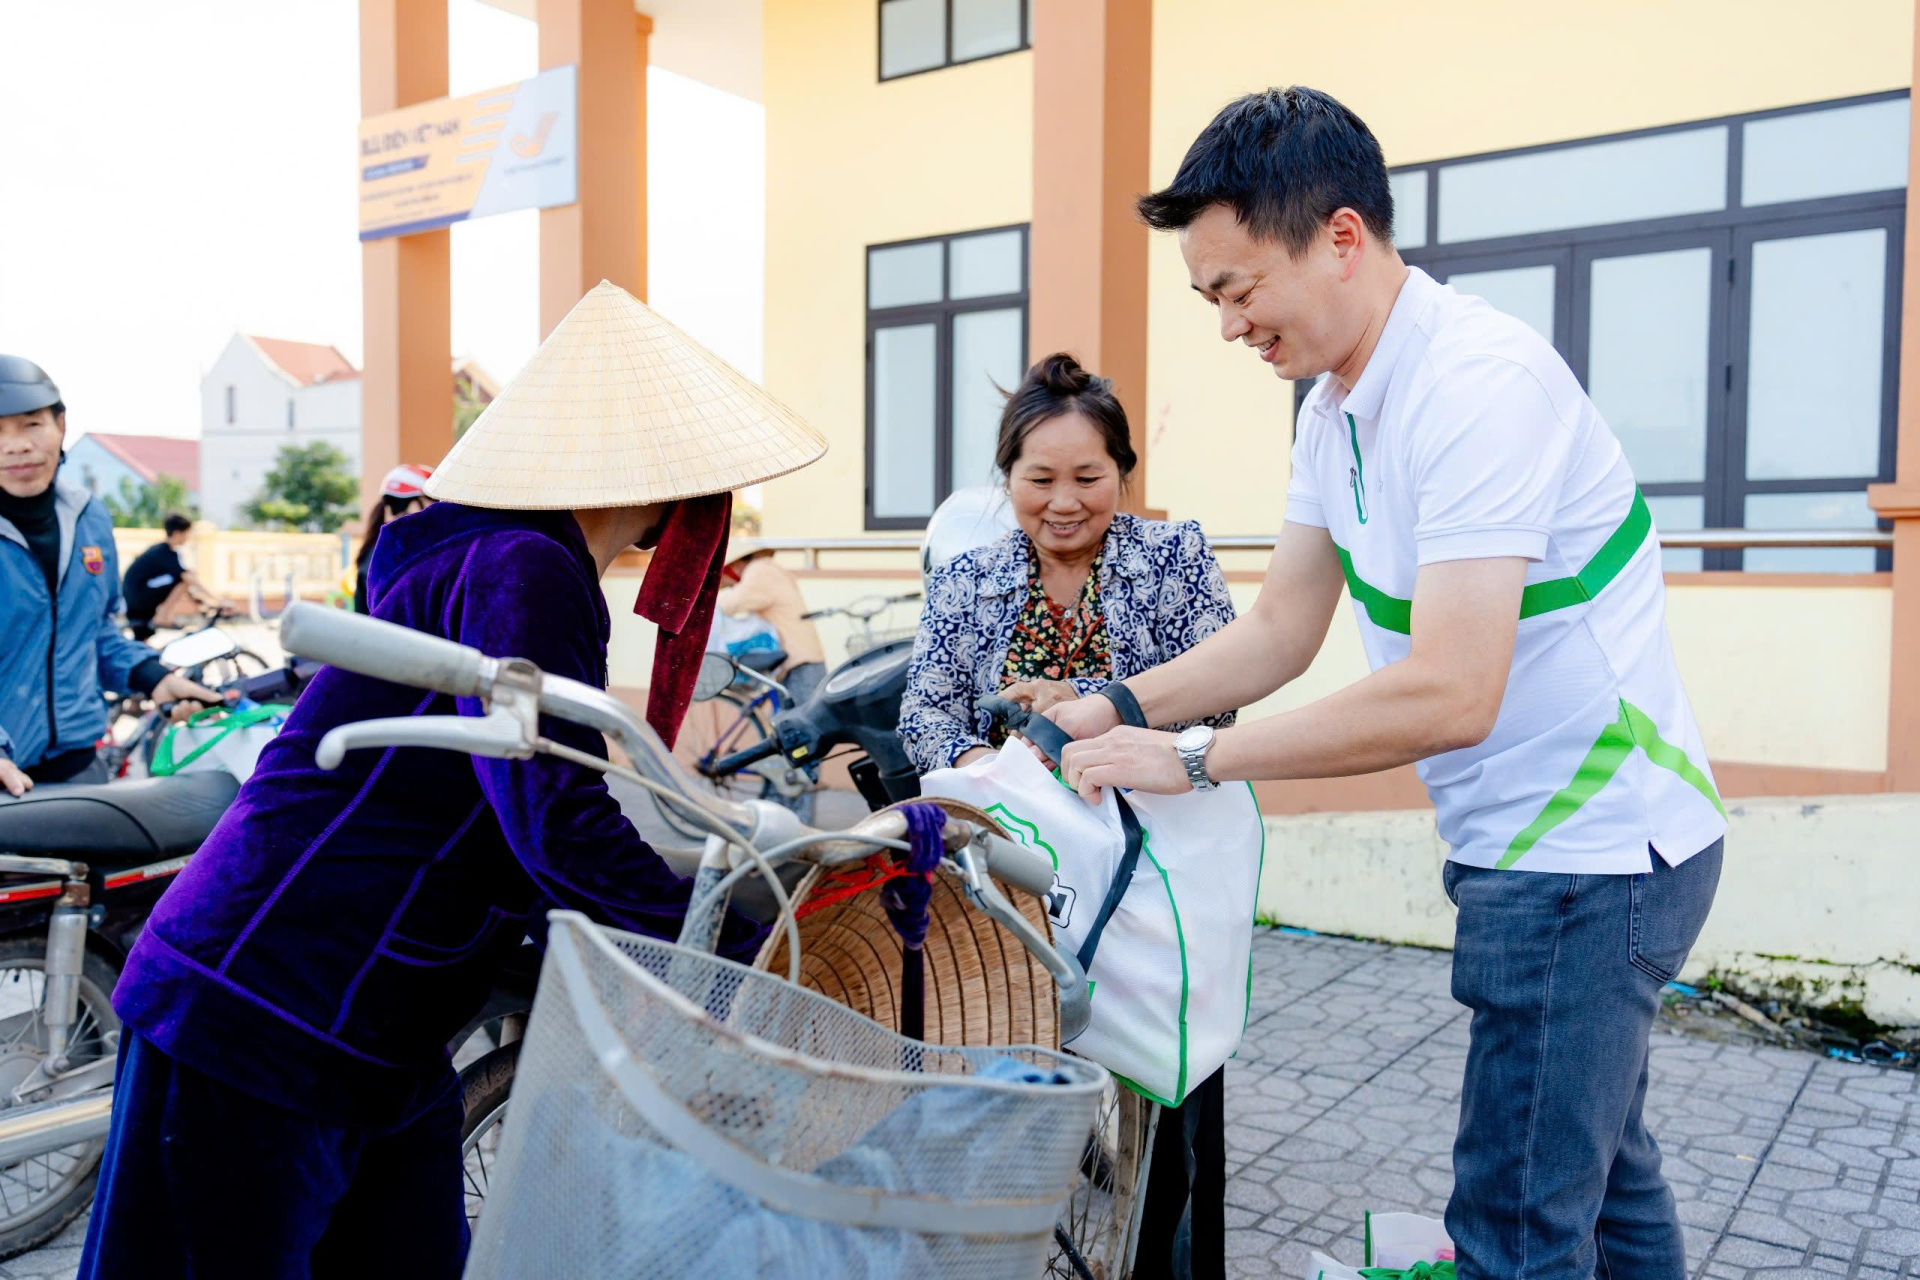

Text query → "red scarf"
[632,493,732,748]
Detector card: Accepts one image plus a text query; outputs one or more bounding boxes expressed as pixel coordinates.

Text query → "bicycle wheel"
[652,697,777,841]
[1049,1081,1155,1279]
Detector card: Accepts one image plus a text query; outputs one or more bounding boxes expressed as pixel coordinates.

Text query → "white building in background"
[199,335,362,528]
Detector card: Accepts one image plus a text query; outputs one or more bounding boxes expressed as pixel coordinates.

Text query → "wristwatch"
[1173,724,1218,792]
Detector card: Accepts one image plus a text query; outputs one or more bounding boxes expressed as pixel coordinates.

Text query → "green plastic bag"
[151,704,283,778]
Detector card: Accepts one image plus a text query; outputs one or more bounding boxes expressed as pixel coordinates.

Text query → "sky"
[0,0,765,441]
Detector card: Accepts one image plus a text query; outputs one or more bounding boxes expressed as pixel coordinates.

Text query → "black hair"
[995,354,1137,481]
[354,493,422,572]
[163,513,192,537]
[1136,86,1394,257]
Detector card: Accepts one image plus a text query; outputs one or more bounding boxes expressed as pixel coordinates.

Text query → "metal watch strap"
[1098,682,1148,729]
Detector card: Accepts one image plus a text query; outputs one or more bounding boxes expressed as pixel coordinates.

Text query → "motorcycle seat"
[737,649,787,675]
[0,772,239,862]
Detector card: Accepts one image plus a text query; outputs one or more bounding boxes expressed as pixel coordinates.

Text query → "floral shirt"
[900,513,1238,774]
[990,548,1113,746]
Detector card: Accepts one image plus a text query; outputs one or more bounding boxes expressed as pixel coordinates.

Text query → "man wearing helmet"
[0,355,226,795]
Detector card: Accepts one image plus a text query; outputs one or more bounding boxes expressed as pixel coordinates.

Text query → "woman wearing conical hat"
[80,284,827,1280]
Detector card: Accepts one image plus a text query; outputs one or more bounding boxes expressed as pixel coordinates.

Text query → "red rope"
[793,854,918,920]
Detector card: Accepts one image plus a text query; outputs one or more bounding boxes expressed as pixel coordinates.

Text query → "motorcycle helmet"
[921,485,1020,576]
[0,356,63,418]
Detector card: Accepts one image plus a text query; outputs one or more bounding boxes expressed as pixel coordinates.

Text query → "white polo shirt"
[1286,267,1726,874]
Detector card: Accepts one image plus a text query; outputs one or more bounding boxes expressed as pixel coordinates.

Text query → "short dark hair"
[1136,87,1394,256]
[996,353,1137,481]
[163,513,192,537]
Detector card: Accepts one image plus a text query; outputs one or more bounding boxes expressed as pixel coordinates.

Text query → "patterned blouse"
[990,548,1113,746]
[900,513,1238,774]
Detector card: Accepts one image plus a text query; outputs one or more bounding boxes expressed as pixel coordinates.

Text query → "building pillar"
[1867,12,1920,791]
[538,0,649,334]
[359,0,453,510]
[1029,0,1153,512]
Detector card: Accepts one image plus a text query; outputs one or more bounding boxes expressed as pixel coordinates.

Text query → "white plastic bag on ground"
[1365,1210,1454,1268]
[918,742,1266,1104]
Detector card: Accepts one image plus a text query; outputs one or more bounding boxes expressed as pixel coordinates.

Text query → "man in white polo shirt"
[1047,88,1725,1279]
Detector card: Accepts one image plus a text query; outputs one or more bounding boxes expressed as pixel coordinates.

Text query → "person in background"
[353,463,433,615]
[716,542,826,817]
[122,513,222,641]
[898,351,1237,1280]
[0,355,225,796]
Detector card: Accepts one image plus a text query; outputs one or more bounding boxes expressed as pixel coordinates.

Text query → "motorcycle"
[0,657,317,1257]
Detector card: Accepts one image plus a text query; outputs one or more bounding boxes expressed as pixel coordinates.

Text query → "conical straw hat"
[426,280,827,509]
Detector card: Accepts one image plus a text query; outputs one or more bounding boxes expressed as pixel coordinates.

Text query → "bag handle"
[151,704,279,777]
[1075,793,1142,974]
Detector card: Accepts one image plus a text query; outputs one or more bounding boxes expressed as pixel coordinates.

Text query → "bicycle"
[802,589,922,658]
[278,604,1155,1280]
[651,651,811,843]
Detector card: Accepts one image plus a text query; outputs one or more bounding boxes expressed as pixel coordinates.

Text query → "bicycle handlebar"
[280,603,493,700]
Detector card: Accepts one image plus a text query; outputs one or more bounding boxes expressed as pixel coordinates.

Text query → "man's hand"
[1000,678,1078,715]
[1059,727,1190,804]
[1043,695,1121,743]
[151,671,231,721]
[0,759,31,798]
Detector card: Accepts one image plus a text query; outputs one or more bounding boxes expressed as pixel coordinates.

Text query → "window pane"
[1746,228,1887,480]
[1390,170,1427,249]
[1742,98,1910,206]
[872,324,938,518]
[1643,494,1704,573]
[952,0,1021,61]
[1743,491,1880,573]
[949,229,1023,299]
[880,0,945,79]
[1438,127,1727,243]
[1588,247,1712,484]
[1446,265,1556,345]
[868,241,944,309]
[950,308,1024,490]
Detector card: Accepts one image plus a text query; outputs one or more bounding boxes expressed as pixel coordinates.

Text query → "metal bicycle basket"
[464,912,1109,1280]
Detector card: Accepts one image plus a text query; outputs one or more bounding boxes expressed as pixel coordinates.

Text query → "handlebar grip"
[279,603,491,700]
[708,736,783,777]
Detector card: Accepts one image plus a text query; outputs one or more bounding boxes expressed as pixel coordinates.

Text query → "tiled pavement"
[8,929,1915,1278]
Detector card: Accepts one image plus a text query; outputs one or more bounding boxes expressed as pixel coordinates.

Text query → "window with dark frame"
[866,224,1029,530]
[878,0,1031,82]
[1295,90,1905,573]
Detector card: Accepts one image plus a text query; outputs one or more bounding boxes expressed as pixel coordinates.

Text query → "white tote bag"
[920,742,1266,1105]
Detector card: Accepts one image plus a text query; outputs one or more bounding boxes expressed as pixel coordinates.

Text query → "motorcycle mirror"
[693,652,738,702]
[159,627,237,669]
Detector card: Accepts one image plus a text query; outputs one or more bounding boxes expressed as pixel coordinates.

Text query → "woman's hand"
[953,746,994,768]
[0,759,31,798]
[1000,678,1079,715]
[151,671,234,722]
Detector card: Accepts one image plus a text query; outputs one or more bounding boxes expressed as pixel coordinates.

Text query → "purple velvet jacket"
[114,504,763,1126]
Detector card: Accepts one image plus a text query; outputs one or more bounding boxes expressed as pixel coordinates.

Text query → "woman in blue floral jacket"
[900,354,1237,776]
[899,353,1238,1280]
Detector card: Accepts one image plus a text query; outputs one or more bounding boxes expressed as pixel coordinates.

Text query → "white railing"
[756,529,1894,568]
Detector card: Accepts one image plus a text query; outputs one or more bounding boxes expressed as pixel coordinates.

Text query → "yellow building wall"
[1145,0,1914,532]
[759,0,1033,541]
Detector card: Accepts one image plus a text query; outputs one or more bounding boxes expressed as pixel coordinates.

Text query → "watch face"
[1174,725,1212,753]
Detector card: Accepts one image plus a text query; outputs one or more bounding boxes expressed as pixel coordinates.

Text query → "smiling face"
[1005,412,1121,560]
[0,408,64,499]
[1180,201,1368,383]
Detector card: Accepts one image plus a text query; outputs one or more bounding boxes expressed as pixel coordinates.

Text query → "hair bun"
[1033,352,1094,396]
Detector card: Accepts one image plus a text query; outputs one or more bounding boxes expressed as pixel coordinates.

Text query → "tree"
[104,473,196,528]
[243,442,359,532]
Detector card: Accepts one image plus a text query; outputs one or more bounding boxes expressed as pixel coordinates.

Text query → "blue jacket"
[114,502,764,1126]
[0,474,164,769]
[899,513,1239,774]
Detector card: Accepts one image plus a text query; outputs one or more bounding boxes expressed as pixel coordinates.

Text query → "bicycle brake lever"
[315,706,536,769]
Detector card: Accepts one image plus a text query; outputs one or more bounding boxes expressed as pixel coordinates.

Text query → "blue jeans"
[1443,840,1723,1280]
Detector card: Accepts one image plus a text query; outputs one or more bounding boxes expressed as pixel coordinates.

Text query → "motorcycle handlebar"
[280,603,493,700]
[707,736,783,777]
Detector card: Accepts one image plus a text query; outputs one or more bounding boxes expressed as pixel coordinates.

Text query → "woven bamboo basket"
[752,798,1060,1050]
